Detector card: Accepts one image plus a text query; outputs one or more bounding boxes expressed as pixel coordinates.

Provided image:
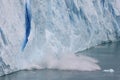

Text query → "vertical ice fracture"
[22,0,31,51]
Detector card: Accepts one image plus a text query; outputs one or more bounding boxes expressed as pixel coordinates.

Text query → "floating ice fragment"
[103,69,114,73]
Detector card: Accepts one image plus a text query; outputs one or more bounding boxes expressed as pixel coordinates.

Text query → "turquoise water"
[0,42,120,80]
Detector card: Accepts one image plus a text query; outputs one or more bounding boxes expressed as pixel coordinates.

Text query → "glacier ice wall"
[0,0,120,76]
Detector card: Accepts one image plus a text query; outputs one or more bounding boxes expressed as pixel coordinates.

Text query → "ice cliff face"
[0,0,120,76]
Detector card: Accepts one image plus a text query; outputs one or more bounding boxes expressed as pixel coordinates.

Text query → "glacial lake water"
[0,42,120,80]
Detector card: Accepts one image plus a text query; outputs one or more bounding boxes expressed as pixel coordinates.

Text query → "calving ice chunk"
[0,0,120,76]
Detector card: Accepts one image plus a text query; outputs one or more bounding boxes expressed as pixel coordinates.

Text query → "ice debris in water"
[103,69,114,73]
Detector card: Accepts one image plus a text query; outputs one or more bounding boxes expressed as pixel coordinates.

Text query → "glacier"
[0,0,120,76]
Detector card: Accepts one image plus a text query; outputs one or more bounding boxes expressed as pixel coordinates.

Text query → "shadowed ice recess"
[0,0,120,76]
[22,0,31,51]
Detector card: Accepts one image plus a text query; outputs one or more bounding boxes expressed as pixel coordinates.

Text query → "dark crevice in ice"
[22,2,31,51]
[0,27,7,45]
